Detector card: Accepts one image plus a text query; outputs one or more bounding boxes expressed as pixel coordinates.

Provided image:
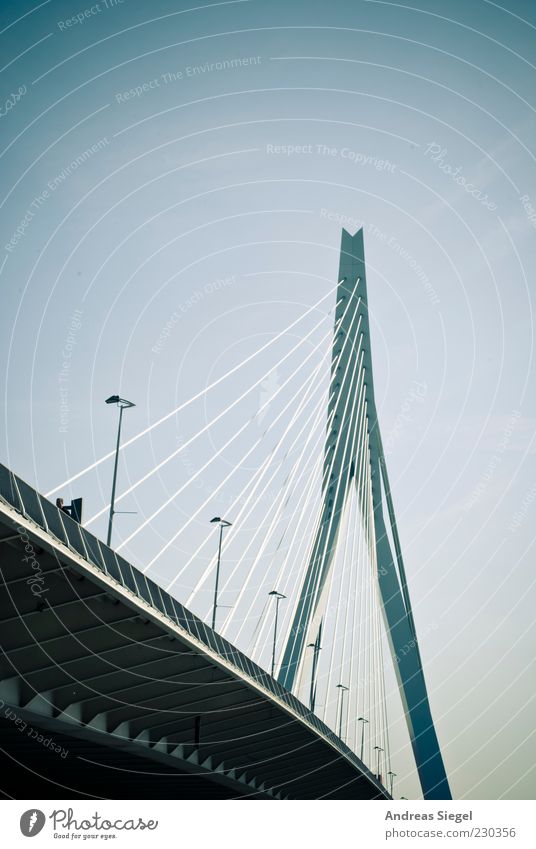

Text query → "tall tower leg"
[277,228,451,800]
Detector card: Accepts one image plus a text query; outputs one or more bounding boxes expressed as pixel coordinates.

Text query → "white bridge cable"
[248,406,342,665]
[45,285,340,497]
[373,542,383,777]
[280,340,375,708]
[321,392,368,740]
[209,290,361,636]
[262,430,338,677]
[362,402,376,772]
[346,485,362,749]
[233,298,365,654]
[307,420,363,714]
[174,308,356,606]
[282,326,365,692]
[174,370,323,596]
[246,448,325,661]
[272,401,361,679]
[168,361,332,597]
[362,442,373,767]
[319,380,367,726]
[343,485,361,745]
[338,400,370,745]
[246,596,271,658]
[226,372,354,650]
[371,450,379,768]
[377,600,392,784]
[179,306,353,605]
[336,391,369,698]
[247,454,325,661]
[349,414,370,752]
[370,468,392,785]
[318,330,388,752]
[366,442,378,770]
[276,303,365,678]
[319,479,353,728]
[215,371,344,625]
[147,336,334,582]
[181,349,336,603]
[225,398,336,650]
[119,314,339,554]
[375,598,390,786]
[84,301,342,527]
[360,441,373,767]
[217,381,339,640]
[353,423,372,756]
[347,396,366,752]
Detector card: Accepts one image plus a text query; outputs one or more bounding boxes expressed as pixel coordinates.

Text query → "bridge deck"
[0,464,388,800]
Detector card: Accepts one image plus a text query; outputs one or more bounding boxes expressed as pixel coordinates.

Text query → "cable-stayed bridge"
[0,229,450,800]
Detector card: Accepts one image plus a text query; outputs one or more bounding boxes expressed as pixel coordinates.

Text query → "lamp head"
[106,395,135,408]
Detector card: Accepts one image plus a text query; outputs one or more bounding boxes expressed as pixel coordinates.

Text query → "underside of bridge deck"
[0,467,388,800]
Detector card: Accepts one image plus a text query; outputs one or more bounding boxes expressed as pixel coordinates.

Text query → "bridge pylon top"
[277,227,451,800]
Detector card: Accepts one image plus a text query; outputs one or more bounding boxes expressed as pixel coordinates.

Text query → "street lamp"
[357,716,369,762]
[268,590,286,677]
[105,395,135,547]
[374,745,384,781]
[388,771,397,797]
[210,517,232,630]
[307,640,322,711]
[336,684,349,740]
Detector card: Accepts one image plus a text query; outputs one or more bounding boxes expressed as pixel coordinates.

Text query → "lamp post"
[374,745,384,781]
[105,395,135,547]
[357,716,369,762]
[307,639,322,711]
[336,684,349,740]
[388,771,397,797]
[210,517,232,630]
[268,590,286,677]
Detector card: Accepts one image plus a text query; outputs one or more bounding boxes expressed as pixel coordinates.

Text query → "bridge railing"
[0,462,384,789]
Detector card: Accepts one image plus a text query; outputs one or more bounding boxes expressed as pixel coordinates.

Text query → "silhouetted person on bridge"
[56,497,70,515]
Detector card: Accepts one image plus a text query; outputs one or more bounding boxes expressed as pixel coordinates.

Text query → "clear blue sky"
[1,0,535,800]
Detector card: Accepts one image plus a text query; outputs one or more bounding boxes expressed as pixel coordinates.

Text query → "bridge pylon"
[277,228,451,800]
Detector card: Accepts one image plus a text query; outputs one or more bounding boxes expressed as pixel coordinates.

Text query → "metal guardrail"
[0,462,384,790]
